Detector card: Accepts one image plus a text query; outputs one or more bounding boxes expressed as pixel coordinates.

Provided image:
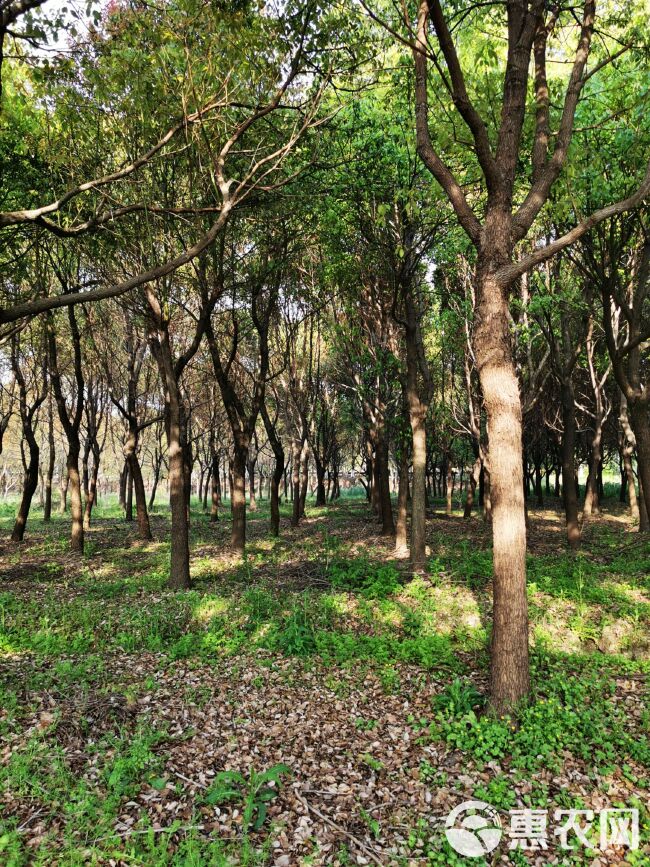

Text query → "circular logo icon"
[445,800,502,857]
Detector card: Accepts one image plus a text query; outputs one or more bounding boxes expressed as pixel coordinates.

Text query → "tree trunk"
[203,470,209,511]
[83,451,100,530]
[210,451,220,522]
[290,440,302,527]
[584,430,604,518]
[464,455,481,519]
[314,457,327,507]
[231,445,247,554]
[11,439,39,542]
[473,269,529,713]
[619,394,639,521]
[59,466,69,514]
[408,398,427,571]
[128,451,152,540]
[298,442,309,518]
[44,409,55,523]
[629,401,650,530]
[560,378,580,548]
[445,455,454,516]
[125,461,134,521]
[534,459,543,508]
[639,476,650,532]
[395,446,409,553]
[167,387,191,589]
[270,452,283,537]
[247,458,257,511]
[149,452,161,511]
[378,432,395,535]
[67,446,84,553]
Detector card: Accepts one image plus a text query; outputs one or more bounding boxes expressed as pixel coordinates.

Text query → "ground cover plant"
[1,493,648,865]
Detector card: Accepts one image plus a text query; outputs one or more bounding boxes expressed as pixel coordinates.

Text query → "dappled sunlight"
[191,596,232,625]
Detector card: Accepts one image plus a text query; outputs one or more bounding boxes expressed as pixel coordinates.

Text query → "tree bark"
[11,439,39,542]
[247,457,257,512]
[67,447,84,552]
[464,455,481,519]
[43,396,55,523]
[395,445,409,553]
[629,402,650,530]
[405,328,428,571]
[619,393,639,522]
[59,465,68,514]
[290,439,302,526]
[167,385,191,588]
[128,451,152,540]
[298,441,309,518]
[210,450,220,522]
[231,444,247,554]
[377,432,395,535]
[125,461,133,521]
[83,446,100,530]
[314,456,327,507]
[473,267,529,713]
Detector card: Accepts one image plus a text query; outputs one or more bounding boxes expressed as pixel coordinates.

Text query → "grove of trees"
[1,0,649,723]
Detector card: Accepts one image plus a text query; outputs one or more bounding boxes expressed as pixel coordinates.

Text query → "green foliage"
[430,660,650,774]
[327,556,400,599]
[432,677,486,716]
[203,764,291,832]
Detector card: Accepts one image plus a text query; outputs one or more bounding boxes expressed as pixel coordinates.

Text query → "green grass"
[0,492,648,864]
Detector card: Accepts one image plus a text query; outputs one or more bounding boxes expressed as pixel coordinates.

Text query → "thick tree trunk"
[473,268,529,713]
[167,389,191,589]
[403,299,429,571]
[231,445,247,554]
[629,402,650,530]
[67,447,84,553]
[408,400,427,572]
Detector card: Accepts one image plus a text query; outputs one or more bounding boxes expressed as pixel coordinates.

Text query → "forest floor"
[0,493,648,866]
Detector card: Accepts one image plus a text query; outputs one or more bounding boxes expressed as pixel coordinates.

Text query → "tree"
[398,0,650,710]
